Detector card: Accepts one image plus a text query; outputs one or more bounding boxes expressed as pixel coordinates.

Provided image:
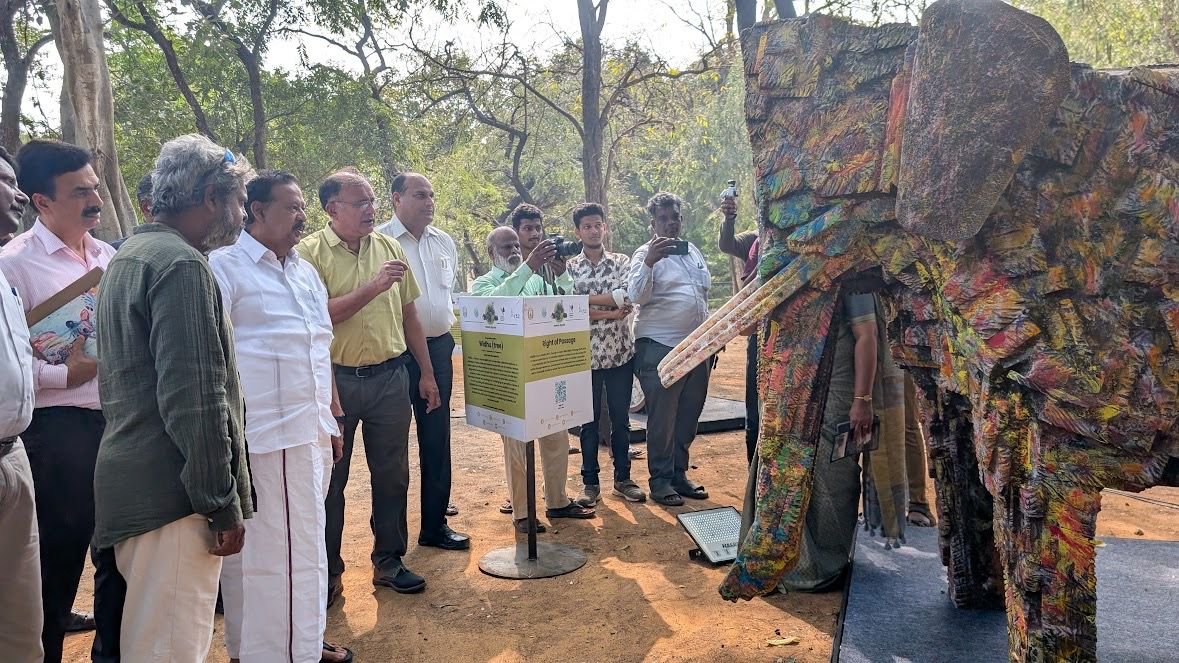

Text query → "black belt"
[334,355,408,379]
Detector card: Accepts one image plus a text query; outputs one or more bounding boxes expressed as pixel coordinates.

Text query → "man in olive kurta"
[93,134,254,663]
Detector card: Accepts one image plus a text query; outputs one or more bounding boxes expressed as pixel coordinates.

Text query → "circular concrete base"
[478,542,588,579]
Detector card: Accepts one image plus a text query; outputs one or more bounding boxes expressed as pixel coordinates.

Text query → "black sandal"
[652,491,685,507]
[321,642,354,663]
[673,480,709,500]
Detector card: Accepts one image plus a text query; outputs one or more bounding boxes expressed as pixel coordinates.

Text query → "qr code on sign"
[555,380,567,405]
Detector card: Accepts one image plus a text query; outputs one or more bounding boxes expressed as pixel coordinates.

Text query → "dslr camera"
[547,233,583,258]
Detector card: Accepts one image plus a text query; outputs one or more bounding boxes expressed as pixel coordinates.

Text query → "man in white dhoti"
[210,170,352,663]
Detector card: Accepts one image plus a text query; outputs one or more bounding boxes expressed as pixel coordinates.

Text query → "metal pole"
[525,439,538,560]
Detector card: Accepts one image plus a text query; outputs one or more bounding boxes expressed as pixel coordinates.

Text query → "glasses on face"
[332,198,377,210]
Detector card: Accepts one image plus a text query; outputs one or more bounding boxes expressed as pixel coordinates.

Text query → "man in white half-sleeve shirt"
[209,171,352,663]
[628,191,712,508]
[377,172,469,550]
[0,144,42,663]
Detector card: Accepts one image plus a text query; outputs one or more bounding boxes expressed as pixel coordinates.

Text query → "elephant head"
[658,3,1179,655]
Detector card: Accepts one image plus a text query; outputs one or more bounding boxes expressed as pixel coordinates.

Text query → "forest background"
[2,0,1176,296]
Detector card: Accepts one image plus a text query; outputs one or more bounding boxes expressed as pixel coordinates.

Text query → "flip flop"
[321,641,354,663]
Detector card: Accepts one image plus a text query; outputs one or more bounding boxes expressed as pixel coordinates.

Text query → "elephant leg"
[927,390,1001,608]
[996,473,1100,663]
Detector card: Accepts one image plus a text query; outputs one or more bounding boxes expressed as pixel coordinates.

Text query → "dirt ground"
[63,338,1179,662]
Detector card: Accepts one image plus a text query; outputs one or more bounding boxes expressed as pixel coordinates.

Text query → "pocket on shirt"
[437,255,456,290]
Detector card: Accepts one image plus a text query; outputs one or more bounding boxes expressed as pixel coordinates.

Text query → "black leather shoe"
[64,610,96,633]
[418,526,471,551]
[373,564,426,594]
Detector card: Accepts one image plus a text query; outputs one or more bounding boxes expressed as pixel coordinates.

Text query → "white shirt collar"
[386,215,441,242]
[237,229,297,265]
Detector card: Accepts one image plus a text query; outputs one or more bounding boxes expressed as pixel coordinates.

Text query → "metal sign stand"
[478,440,587,579]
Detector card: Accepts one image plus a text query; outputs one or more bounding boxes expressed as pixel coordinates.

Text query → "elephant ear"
[896,0,1070,241]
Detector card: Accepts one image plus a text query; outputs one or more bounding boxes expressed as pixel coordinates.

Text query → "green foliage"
[1011,0,1177,66]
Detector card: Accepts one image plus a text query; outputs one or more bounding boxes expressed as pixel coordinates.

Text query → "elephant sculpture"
[657,1,1179,661]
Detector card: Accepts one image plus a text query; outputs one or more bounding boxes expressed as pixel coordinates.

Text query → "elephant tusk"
[657,254,835,387]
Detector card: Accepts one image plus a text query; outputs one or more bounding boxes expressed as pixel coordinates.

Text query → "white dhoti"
[222,439,332,662]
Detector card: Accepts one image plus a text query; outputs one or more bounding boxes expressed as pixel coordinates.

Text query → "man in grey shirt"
[628,192,712,507]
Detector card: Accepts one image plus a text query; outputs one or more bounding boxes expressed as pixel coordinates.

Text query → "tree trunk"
[0,1,51,152]
[239,47,267,168]
[577,0,608,210]
[0,58,28,152]
[53,0,136,240]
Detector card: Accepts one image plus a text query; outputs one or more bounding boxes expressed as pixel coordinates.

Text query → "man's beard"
[201,205,242,253]
[492,254,521,273]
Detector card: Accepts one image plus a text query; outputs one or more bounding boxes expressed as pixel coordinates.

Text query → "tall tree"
[186,0,288,168]
[105,0,220,141]
[52,0,137,238]
[0,0,53,150]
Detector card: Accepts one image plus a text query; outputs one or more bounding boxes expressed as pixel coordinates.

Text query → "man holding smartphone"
[628,192,712,507]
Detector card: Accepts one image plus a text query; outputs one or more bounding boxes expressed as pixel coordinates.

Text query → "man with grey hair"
[94,134,255,662]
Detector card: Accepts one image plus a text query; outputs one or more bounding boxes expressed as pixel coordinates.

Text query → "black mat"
[581,396,745,442]
[838,525,1179,663]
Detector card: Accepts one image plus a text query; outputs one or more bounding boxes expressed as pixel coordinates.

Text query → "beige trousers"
[502,431,570,517]
[904,373,931,509]
[115,514,223,663]
[0,441,44,663]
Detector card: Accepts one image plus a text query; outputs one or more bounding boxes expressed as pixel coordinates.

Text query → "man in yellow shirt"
[298,168,441,603]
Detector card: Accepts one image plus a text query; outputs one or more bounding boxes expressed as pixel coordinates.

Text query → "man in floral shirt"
[566,203,647,505]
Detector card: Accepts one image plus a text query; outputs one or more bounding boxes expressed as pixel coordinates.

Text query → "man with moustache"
[93,134,254,663]
[298,168,441,602]
[566,203,645,506]
[0,139,119,662]
[471,223,595,533]
[629,192,712,507]
[377,172,468,550]
[210,171,352,663]
[0,145,42,663]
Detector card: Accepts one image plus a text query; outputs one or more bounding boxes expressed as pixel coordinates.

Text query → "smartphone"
[830,416,880,462]
[668,239,690,255]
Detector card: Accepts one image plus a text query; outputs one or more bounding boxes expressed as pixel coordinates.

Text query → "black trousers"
[745,331,760,463]
[90,546,124,663]
[405,334,455,536]
[328,365,413,576]
[21,407,121,663]
[579,361,635,485]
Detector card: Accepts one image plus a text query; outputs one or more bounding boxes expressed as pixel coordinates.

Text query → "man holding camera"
[628,192,713,507]
[566,203,645,505]
[470,207,595,533]
[717,192,760,463]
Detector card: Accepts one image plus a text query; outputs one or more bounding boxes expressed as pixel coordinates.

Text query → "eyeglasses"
[331,198,377,210]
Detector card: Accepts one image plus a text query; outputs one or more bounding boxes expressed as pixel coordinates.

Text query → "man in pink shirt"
[0,139,118,663]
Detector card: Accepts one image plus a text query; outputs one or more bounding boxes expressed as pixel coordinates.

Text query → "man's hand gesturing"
[370,260,407,292]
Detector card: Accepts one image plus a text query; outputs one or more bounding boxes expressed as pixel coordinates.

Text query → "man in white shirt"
[377,172,469,550]
[0,144,42,663]
[628,192,713,507]
[210,171,352,663]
